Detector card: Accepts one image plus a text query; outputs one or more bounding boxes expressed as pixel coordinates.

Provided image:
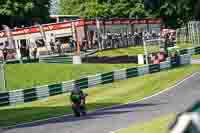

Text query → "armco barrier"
[126,67,138,78]
[0,59,39,64]
[0,54,191,107]
[194,46,200,54]
[149,64,160,73]
[0,55,80,65]
[178,46,200,56]
[39,55,82,64]
[39,55,73,64]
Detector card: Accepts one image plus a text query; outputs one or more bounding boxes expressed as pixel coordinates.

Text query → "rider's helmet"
[70,84,82,102]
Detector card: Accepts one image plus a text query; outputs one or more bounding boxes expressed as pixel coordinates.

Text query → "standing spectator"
[164,33,170,56]
[50,39,55,54]
[134,31,139,46]
[82,37,87,52]
[2,46,8,62]
[139,31,143,45]
[69,37,75,52]
[26,45,30,61]
[33,47,38,60]
[56,40,62,55]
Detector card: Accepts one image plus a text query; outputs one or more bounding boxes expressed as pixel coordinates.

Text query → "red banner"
[0,18,161,38]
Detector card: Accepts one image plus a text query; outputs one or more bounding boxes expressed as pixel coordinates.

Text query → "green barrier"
[149,64,160,73]
[126,67,138,78]
[48,83,63,96]
[0,58,39,64]
[0,92,9,106]
[40,56,73,64]
[22,59,39,63]
[75,78,88,89]
[101,72,114,84]
[170,56,180,68]
[23,88,37,102]
[194,47,200,54]
[179,49,188,55]
[6,60,21,64]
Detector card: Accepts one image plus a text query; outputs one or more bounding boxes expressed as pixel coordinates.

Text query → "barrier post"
[143,40,149,65]
[0,64,6,91]
[76,41,80,56]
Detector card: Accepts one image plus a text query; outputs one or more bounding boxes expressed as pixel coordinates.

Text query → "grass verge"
[176,43,199,49]
[96,46,159,57]
[117,114,175,133]
[192,54,200,59]
[5,63,137,90]
[96,43,199,57]
[0,65,199,127]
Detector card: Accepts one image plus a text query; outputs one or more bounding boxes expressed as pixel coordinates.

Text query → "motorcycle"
[71,93,88,117]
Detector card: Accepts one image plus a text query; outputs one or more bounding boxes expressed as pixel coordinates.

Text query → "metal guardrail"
[39,55,73,64]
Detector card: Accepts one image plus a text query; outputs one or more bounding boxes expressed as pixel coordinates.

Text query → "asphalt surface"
[192,59,200,64]
[3,71,200,133]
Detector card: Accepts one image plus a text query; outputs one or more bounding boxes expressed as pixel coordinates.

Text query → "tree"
[144,0,160,10]
[59,0,151,19]
[160,0,197,28]
[0,0,50,28]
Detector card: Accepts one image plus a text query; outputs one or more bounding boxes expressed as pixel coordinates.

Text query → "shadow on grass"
[1,102,166,130]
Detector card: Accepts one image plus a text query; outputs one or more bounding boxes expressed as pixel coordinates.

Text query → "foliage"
[0,0,50,28]
[0,0,200,29]
[60,0,200,28]
[60,0,149,19]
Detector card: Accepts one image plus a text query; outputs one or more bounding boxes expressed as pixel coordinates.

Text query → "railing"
[39,55,73,64]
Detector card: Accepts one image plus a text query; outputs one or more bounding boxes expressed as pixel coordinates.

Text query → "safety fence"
[178,46,200,55]
[177,21,200,45]
[188,21,200,45]
[0,58,39,64]
[0,54,191,107]
[0,55,82,65]
[39,55,73,64]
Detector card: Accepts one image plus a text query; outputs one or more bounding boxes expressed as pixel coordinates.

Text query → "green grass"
[96,46,160,57]
[96,43,200,57]
[5,63,137,90]
[192,54,200,59]
[0,65,199,127]
[117,114,175,133]
[176,43,199,49]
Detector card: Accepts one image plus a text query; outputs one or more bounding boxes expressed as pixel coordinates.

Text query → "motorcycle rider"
[70,85,87,117]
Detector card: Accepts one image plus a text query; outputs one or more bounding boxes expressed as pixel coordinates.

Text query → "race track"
[3,71,200,133]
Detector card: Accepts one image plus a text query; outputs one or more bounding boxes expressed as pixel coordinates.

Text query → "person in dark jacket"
[50,39,55,54]
[2,47,8,62]
[33,47,38,60]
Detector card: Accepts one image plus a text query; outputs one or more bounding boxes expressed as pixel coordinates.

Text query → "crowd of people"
[79,30,161,51]
[0,29,176,62]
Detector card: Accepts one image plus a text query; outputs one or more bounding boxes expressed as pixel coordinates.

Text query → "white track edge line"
[3,72,199,130]
[108,72,200,133]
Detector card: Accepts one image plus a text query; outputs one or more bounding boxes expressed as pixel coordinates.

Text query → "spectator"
[56,40,62,55]
[26,45,30,61]
[50,39,55,54]
[33,47,37,60]
[2,46,8,62]
[69,37,75,52]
